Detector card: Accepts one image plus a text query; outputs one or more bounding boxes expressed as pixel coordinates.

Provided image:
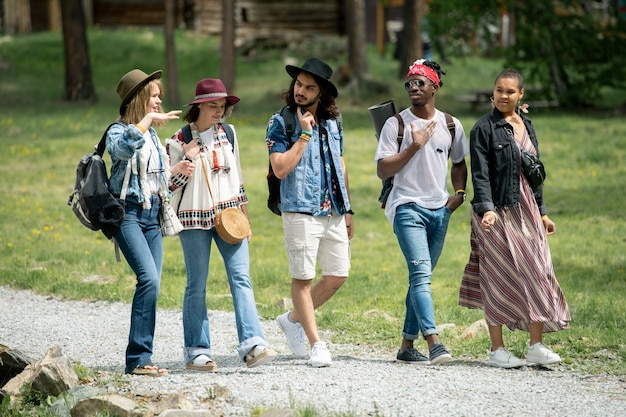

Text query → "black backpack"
[266,106,343,216]
[378,112,456,208]
[67,122,125,239]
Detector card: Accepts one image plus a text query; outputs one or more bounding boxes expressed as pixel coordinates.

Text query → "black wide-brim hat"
[117,69,163,116]
[286,57,338,98]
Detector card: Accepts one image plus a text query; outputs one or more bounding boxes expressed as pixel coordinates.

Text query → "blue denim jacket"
[266,112,350,215]
[470,108,546,215]
[106,122,170,207]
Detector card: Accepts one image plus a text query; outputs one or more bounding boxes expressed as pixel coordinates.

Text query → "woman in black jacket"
[459,68,570,369]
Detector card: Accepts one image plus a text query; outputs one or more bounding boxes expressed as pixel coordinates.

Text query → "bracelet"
[346,209,355,215]
[455,189,465,194]
[541,215,548,220]
[184,156,193,162]
[301,129,313,136]
[136,124,147,134]
[484,210,499,222]
[300,133,311,142]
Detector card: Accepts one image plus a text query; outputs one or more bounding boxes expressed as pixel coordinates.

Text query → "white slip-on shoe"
[487,347,524,368]
[526,342,561,365]
[276,311,308,357]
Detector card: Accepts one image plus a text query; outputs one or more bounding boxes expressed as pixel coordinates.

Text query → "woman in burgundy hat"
[166,79,276,371]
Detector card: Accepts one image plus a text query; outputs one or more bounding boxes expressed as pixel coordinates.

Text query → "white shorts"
[282,212,351,280]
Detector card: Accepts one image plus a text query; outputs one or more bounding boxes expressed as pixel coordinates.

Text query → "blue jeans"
[114,195,163,374]
[393,203,451,340]
[179,228,268,363]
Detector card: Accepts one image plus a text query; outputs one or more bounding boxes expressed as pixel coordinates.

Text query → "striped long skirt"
[459,177,570,333]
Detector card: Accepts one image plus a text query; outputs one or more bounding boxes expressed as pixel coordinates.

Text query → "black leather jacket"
[469,108,546,216]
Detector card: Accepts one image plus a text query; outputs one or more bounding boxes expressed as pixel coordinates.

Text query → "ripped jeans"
[393,203,451,340]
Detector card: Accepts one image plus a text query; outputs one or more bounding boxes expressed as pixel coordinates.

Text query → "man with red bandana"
[375,59,469,365]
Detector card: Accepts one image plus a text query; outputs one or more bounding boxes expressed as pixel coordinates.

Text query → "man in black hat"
[265,57,353,367]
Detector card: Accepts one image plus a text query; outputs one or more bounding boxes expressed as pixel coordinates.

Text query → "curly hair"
[420,60,447,87]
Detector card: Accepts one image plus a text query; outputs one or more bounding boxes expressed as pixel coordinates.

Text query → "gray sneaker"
[276,311,308,357]
[396,347,430,365]
[429,342,452,365]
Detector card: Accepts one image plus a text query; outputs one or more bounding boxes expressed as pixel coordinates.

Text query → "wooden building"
[2,0,346,40]
[194,0,346,47]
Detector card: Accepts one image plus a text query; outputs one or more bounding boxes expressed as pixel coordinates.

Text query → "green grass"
[0,28,624,378]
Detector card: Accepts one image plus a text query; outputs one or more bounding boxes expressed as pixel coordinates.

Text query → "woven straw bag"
[198,150,249,244]
[215,207,249,244]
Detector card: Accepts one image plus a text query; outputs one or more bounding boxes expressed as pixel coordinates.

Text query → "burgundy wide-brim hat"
[286,57,338,98]
[117,69,162,116]
[185,78,240,106]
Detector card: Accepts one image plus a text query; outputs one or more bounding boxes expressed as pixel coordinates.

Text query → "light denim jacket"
[266,113,350,215]
[106,122,171,207]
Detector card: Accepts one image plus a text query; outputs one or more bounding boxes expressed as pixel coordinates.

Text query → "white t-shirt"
[374,108,469,224]
[144,131,162,194]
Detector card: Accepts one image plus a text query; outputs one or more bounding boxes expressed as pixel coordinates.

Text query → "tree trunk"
[347,0,367,90]
[220,0,236,94]
[164,0,180,107]
[397,0,424,78]
[60,0,96,102]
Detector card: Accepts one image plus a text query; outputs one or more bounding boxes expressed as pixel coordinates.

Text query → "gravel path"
[1,286,624,416]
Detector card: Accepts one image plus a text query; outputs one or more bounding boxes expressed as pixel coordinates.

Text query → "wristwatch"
[455,190,466,202]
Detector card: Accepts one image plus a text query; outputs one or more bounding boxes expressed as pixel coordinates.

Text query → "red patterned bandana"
[407,62,440,86]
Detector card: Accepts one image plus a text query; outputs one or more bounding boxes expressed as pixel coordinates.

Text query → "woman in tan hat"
[106,69,182,376]
[166,78,276,371]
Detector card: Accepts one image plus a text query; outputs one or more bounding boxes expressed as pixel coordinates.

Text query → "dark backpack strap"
[393,114,404,151]
[219,122,235,149]
[279,105,297,142]
[444,112,456,155]
[378,114,405,209]
[95,122,122,157]
[181,124,193,144]
[336,112,343,133]
[177,124,195,214]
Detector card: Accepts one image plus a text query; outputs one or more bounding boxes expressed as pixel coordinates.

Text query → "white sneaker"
[309,341,332,367]
[487,347,524,368]
[526,342,561,365]
[276,311,308,357]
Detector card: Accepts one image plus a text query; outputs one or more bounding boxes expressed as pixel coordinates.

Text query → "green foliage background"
[428,0,626,108]
[0,28,624,375]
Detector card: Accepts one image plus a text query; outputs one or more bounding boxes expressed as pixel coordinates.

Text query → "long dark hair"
[281,75,340,121]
